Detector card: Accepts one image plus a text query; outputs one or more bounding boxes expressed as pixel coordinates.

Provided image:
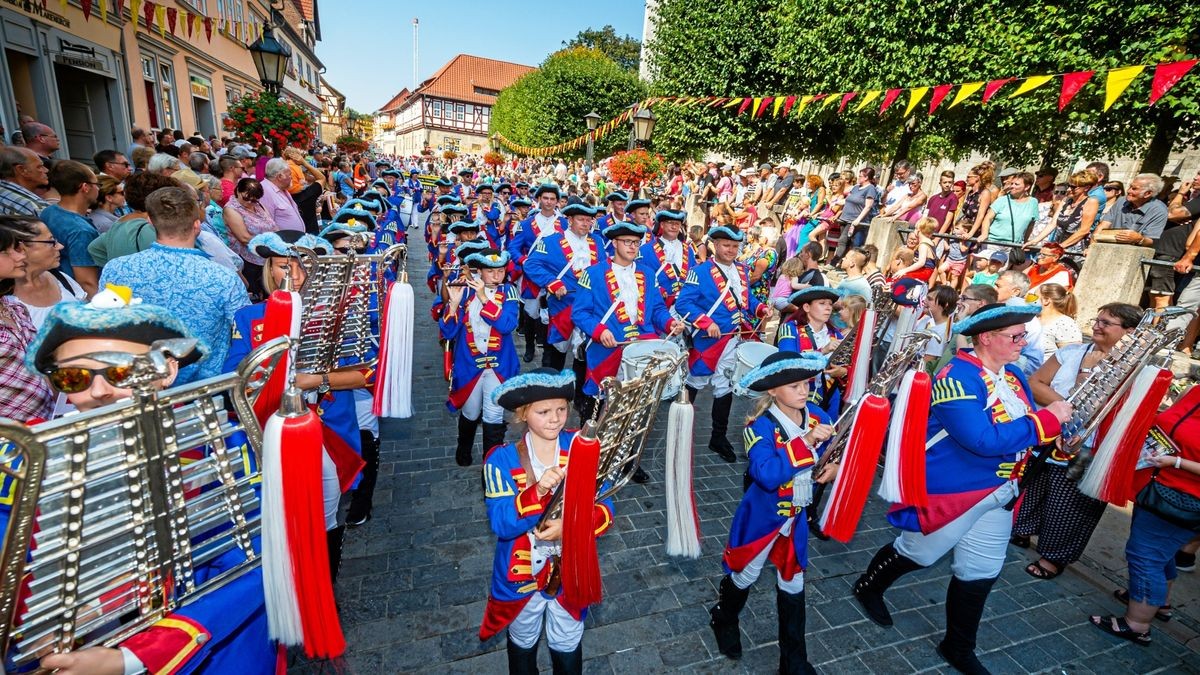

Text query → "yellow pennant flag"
[98,0,107,20]
[130,0,142,30]
[723,97,743,108]
[853,90,882,113]
[905,87,929,116]
[822,94,841,110]
[1008,74,1054,98]
[155,5,166,38]
[949,82,983,108]
[59,0,67,11]
[795,94,815,115]
[750,97,764,117]
[772,96,785,117]
[1104,65,1145,111]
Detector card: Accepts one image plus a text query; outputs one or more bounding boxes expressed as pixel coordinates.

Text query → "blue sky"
[320,1,648,113]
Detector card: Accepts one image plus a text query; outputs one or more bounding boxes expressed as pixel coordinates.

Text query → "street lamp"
[247,24,292,97]
[584,110,601,165]
[490,134,501,153]
[628,107,656,150]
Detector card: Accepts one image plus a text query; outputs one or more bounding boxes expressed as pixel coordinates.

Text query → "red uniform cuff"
[515,485,547,517]
[1029,409,1062,445]
[591,325,608,342]
[121,616,209,675]
[784,438,816,469]
[546,280,566,295]
[756,305,770,318]
[480,299,503,321]
[694,315,714,330]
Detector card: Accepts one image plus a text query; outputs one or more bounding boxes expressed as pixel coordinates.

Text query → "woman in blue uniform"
[222,229,365,581]
[709,350,837,675]
[479,369,615,675]
[442,247,521,467]
[776,286,847,413]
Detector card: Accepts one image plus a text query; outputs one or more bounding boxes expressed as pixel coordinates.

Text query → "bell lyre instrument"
[0,336,288,671]
[829,285,895,368]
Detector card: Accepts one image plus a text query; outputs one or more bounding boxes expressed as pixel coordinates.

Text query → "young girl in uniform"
[777,286,847,413]
[479,368,615,674]
[709,351,838,675]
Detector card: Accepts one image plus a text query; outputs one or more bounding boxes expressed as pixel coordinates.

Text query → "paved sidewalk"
[293,248,1199,674]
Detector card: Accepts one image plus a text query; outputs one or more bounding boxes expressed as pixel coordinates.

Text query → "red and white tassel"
[1078,366,1173,504]
[845,307,877,404]
[878,370,931,506]
[560,427,603,610]
[253,289,302,426]
[262,390,346,658]
[819,394,891,542]
[664,389,701,558]
[372,277,415,419]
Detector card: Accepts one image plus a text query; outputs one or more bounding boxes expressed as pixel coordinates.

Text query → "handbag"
[1136,471,1200,532]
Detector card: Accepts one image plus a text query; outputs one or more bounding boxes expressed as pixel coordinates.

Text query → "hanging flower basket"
[335,135,369,154]
[443,150,459,160]
[483,151,505,167]
[227,92,314,150]
[607,149,666,191]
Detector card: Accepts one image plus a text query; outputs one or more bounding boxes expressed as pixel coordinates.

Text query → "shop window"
[158,62,177,130]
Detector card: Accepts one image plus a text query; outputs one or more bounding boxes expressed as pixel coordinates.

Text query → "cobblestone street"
[302,250,1200,674]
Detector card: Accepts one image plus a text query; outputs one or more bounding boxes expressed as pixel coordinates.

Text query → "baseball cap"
[989,250,1008,263]
[231,145,257,159]
[739,168,756,177]
[997,167,1018,178]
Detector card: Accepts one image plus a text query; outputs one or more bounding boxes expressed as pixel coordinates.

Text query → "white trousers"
[685,336,741,397]
[507,592,585,652]
[894,480,1017,581]
[523,296,540,319]
[460,369,504,424]
[322,448,339,530]
[730,518,805,593]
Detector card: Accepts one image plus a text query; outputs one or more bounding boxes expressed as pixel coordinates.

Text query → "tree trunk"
[885,117,918,186]
[1139,108,1181,175]
[1039,132,1063,172]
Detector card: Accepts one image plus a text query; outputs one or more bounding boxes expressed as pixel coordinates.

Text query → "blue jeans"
[1126,507,1195,607]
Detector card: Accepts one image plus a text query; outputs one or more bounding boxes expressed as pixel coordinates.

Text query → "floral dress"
[225,198,277,266]
[740,245,779,305]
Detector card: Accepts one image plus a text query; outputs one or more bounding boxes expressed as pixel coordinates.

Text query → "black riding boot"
[482,422,508,458]
[549,644,582,675]
[685,385,699,404]
[542,343,566,370]
[709,575,751,659]
[326,525,345,583]
[777,588,816,675]
[505,638,539,675]
[521,313,538,363]
[571,354,589,411]
[937,576,998,675]
[456,414,481,467]
[347,430,380,526]
[708,393,736,462]
[853,543,926,626]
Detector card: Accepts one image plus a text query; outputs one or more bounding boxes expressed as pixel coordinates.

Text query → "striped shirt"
[0,180,48,217]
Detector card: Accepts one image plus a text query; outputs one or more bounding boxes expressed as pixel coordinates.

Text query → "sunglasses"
[46,364,135,393]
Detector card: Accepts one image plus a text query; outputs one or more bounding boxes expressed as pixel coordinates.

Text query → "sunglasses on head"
[46,364,135,393]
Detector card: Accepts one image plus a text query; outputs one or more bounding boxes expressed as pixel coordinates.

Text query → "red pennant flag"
[838,92,857,113]
[1150,59,1198,105]
[756,96,774,117]
[781,95,797,116]
[982,78,1013,104]
[1058,70,1094,111]
[879,88,902,115]
[142,0,155,30]
[736,98,752,115]
[115,0,124,15]
[204,16,213,42]
[928,84,954,114]
[185,11,193,37]
[81,0,92,19]
[166,7,176,34]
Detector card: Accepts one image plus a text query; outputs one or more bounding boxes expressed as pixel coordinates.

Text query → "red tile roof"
[378,89,411,113]
[413,54,535,107]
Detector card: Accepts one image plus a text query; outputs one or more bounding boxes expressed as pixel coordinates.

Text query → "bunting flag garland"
[166,6,177,35]
[81,0,92,20]
[99,0,107,20]
[493,57,1197,157]
[155,4,166,38]
[204,16,213,42]
[115,0,124,18]
[1104,65,1145,111]
[1149,59,1196,105]
[1058,70,1094,111]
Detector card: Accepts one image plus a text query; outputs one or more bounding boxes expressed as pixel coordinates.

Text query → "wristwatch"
[317,374,331,395]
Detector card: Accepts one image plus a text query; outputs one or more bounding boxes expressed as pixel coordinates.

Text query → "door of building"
[54,64,98,164]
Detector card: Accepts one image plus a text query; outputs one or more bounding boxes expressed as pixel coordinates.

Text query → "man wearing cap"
[639,209,695,308]
[676,226,773,462]
[574,220,682,435]
[469,183,502,246]
[852,303,1072,675]
[1033,168,1059,203]
[595,192,631,232]
[509,184,568,363]
[1024,243,1073,298]
[523,203,605,387]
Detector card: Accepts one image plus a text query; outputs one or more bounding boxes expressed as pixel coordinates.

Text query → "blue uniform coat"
[522,231,606,345]
[439,283,521,411]
[674,260,765,376]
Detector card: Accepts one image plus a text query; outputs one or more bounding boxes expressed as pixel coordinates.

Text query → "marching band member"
[19,292,275,674]
[508,184,566,364]
[676,226,772,463]
[479,368,614,675]
[523,203,606,383]
[428,202,470,291]
[442,248,521,467]
[502,197,533,252]
[626,198,653,230]
[514,181,531,203]
[777,286,847,412]
[709,351,837,674]
[456,168,475,200]
[638,209,695,308]
[223,230,366,582]
[595,191,630,231]
[573,219,683,457]
[470,183,502,244]
[852,303,1072,674]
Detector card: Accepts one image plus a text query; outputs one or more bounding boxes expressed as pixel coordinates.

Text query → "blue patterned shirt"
[0,180,48,217]
[100,243,250,383]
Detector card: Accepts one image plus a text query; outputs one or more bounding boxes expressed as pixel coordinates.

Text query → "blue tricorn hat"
[532,183,561,199]
[708,226,745,242]
[561,203,600,218]
[436,194,462,207]
[320,220,368,240]
[441,203,470,217]
[626,199,651,213]
[605,191,630,203]
[434,177,453,187]
[510,197,532,209]
[332,207,377,230]
[788,286,841,307]
[464,248,511,269]
[455,239,491,259]
[655,209,687,223]
[602,221,648,240]
[492,368,575,410]
[447,218,481,234]
[250,230,332,258]
[955,303,1040,337]
[739,350,828,392]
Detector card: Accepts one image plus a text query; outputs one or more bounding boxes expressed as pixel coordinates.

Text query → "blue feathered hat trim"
[562,203,600,218]
[434,177,453,187]
[510,197,532,209]
[655,209,687,223]
[605,191,630,203]
[28,292,209,374]
[332,207,377,230]
[436,194,462,206]
[626,199,651,212]
[442,203,470,217]
[492,368,575,410]
[739,350,827,392]
[455,239,491,258]
[788,285,841,307]
[533,183,561,199]
[602,221,648,240]
[955,302,1041,336]
[464,249,511,269]
[250,230,331,259]
[708,226,744,242]
[474,183,494,193]
[447,218,481,233]
[380,169,403,178]
[495,183,513,193]
[320,221,368,240]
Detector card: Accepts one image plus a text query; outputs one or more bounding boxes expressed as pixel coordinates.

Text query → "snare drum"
[730,342,778,398]
[399,194,415,223]
[618,339,684,400]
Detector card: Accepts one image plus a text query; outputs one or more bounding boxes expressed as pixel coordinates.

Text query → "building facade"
[318,75,345,145]
[0,0,331,164]
[373,54,533,158]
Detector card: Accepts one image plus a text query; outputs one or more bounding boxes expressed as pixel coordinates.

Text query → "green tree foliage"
[646,0,1200,169]
[490,48,647,159]
[564,25,642,72]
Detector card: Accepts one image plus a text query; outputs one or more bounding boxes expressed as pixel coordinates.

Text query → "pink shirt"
[260,179,304,232]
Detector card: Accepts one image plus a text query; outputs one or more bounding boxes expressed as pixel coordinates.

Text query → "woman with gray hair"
[146,152,182,176]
